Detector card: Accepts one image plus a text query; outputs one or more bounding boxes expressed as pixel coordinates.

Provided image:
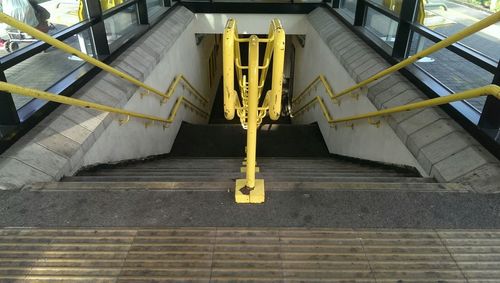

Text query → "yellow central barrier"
[223,18,285,203]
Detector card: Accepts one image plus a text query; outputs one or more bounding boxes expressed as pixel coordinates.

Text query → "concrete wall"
[83,27,222,166]
[292,7,500,192]
[193,13,308,34]
[0,6,222,189]
[291,27,423,174]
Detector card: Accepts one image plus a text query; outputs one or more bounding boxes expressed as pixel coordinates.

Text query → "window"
[104,5,139,51]
[6,28,95,110]
[147,0,166,21]
[0,0,89,58]
[339,0,357,18]
[417,0,500,62]
[408,32,494,112]
[364,7,399,47]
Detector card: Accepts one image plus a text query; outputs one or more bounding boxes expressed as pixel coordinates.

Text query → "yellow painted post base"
[242,161,257,166]
[241,166,260,173]
[235,179,265,203]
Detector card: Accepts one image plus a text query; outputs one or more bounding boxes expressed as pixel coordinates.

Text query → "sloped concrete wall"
[291,27,424,174]
[0,6,221,189]
[292,7,500,192]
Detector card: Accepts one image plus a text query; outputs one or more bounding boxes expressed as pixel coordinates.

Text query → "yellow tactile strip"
[0,228,499,282]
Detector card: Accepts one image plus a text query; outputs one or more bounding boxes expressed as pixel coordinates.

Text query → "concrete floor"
[1,189,499,228]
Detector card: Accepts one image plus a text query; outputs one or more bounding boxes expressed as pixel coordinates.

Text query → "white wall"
[292,25,425,174]
[82,22,222,167]
[193,14,308,35]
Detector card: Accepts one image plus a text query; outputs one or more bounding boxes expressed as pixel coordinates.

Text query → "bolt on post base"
[235,179,265,203]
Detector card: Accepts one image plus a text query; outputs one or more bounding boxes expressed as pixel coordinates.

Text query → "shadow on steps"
[170,122,329,157]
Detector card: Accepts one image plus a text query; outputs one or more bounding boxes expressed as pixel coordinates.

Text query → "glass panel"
[0,0,87,58]
[340,0,357,17]
[409,32,494,112]
[417,0,500,62]
[104,5,139,50]
[6,28,95,110]
[101,0,129,12]
[368,0,403,14]
[213,0,290,2]
[364,7,399,47]
[147,0,166,20]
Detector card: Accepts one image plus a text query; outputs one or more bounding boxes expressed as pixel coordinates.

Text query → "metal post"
[353,0,366,26]
[0,72,19,125]
[234,34,265,204]
[392,0,418,59]
[85,0,110,56]
[331,0,340,8]
[137,0,149,25]
[163,0,172,7]
[246,35,259,190]
[478,62,500,136]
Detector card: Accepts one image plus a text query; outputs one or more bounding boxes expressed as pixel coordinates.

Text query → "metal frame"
[0,1,180,153]
[328,0,499,157]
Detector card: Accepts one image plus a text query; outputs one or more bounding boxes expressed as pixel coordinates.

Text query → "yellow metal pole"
[246,35,259,189]
[0,12,168,100]
[235,35,265,204]
[223,18,236,120]
[268,20,285,120]
[333,11,500,100]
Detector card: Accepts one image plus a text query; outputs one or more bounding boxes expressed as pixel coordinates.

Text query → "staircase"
[52,122,451,192]
[6,123,494,283]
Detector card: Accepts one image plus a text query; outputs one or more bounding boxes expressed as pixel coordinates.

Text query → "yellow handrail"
[0,12,168,101]
[223,18,286,203]
[164,75,209,105]
[294,85,500,126]
[292,75,337,105]
[331,11,500,101]
[0,76,209,127]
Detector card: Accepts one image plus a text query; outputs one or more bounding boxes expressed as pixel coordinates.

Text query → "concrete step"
[76,171,415,178]
[63,176,435,183]
[0,227,498,282]
[29,181,468,192]
[78,168,412,175]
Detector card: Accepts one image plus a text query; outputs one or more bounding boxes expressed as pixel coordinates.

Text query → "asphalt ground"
[1,189,499,228]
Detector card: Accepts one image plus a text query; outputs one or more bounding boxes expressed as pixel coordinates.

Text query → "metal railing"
[292,9,499,152]
[328,0,499,153]
[0,13,170,102]
[330,10,500,101]
[0,75,209,128]
[294,84,499,127]
[223,18,285,203]
[0,0,175,153]
[292,75,338,105]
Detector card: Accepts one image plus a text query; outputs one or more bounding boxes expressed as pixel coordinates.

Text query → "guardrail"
[0,12,171,102]
[223,18,285,203]
[293,84,500,128]
[329,10,500,102]
[0,75,209,128]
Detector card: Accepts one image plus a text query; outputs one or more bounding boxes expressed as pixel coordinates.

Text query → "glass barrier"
[339,0,357,18]
[368,0,401,15]
[0,0,88,57]
[6,28,95,110]
[408,32,494,112]
[147,0,167,20]
[364,6,398,47]
[417,0,500,62]
[104,4,139,51]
